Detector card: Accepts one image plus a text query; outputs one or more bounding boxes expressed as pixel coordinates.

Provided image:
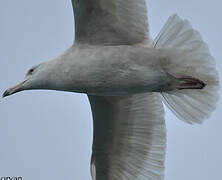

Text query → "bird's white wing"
[88,93,166,180]
[71,0,150,45]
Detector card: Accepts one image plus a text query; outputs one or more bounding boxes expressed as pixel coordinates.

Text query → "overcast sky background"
[0,0,221,180]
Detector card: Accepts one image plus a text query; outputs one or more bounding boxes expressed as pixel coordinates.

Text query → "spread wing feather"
[88,93,166,180]
[71,0,150,45]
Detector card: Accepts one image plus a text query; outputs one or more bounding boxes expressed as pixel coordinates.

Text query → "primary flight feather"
[3,0,219,180]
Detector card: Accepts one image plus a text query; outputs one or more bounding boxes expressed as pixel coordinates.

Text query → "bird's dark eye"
[27,68,34,75]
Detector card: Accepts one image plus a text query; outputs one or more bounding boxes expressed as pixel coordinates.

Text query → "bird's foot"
[167,72,206,90]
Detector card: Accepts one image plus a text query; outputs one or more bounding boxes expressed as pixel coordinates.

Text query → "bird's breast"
[55,46,169,95]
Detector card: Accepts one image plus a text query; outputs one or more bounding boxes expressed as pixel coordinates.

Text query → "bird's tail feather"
[152,14,219,124]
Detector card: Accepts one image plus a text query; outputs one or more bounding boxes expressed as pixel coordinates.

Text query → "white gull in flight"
[3,0,219,179]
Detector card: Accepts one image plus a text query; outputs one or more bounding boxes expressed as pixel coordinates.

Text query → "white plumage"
[153,15,219,124]
[71,0,150,45]
[89,93,166,179]
[3,1,219,180]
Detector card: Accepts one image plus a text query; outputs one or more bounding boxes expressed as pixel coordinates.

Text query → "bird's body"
[45,45,174,95]
[3,0,219,179]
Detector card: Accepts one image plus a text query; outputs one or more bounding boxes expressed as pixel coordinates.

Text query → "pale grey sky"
[0,0,221,180]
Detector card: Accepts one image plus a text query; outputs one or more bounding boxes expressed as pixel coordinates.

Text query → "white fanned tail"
[152,14,219,124]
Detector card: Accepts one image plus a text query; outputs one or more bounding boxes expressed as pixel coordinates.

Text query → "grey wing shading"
[88,93,166,180]
[71,0,150,46]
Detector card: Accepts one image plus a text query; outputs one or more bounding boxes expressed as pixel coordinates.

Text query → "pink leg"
[167,71,206,90]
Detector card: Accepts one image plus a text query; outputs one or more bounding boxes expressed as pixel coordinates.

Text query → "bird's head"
[3,62,49,97]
